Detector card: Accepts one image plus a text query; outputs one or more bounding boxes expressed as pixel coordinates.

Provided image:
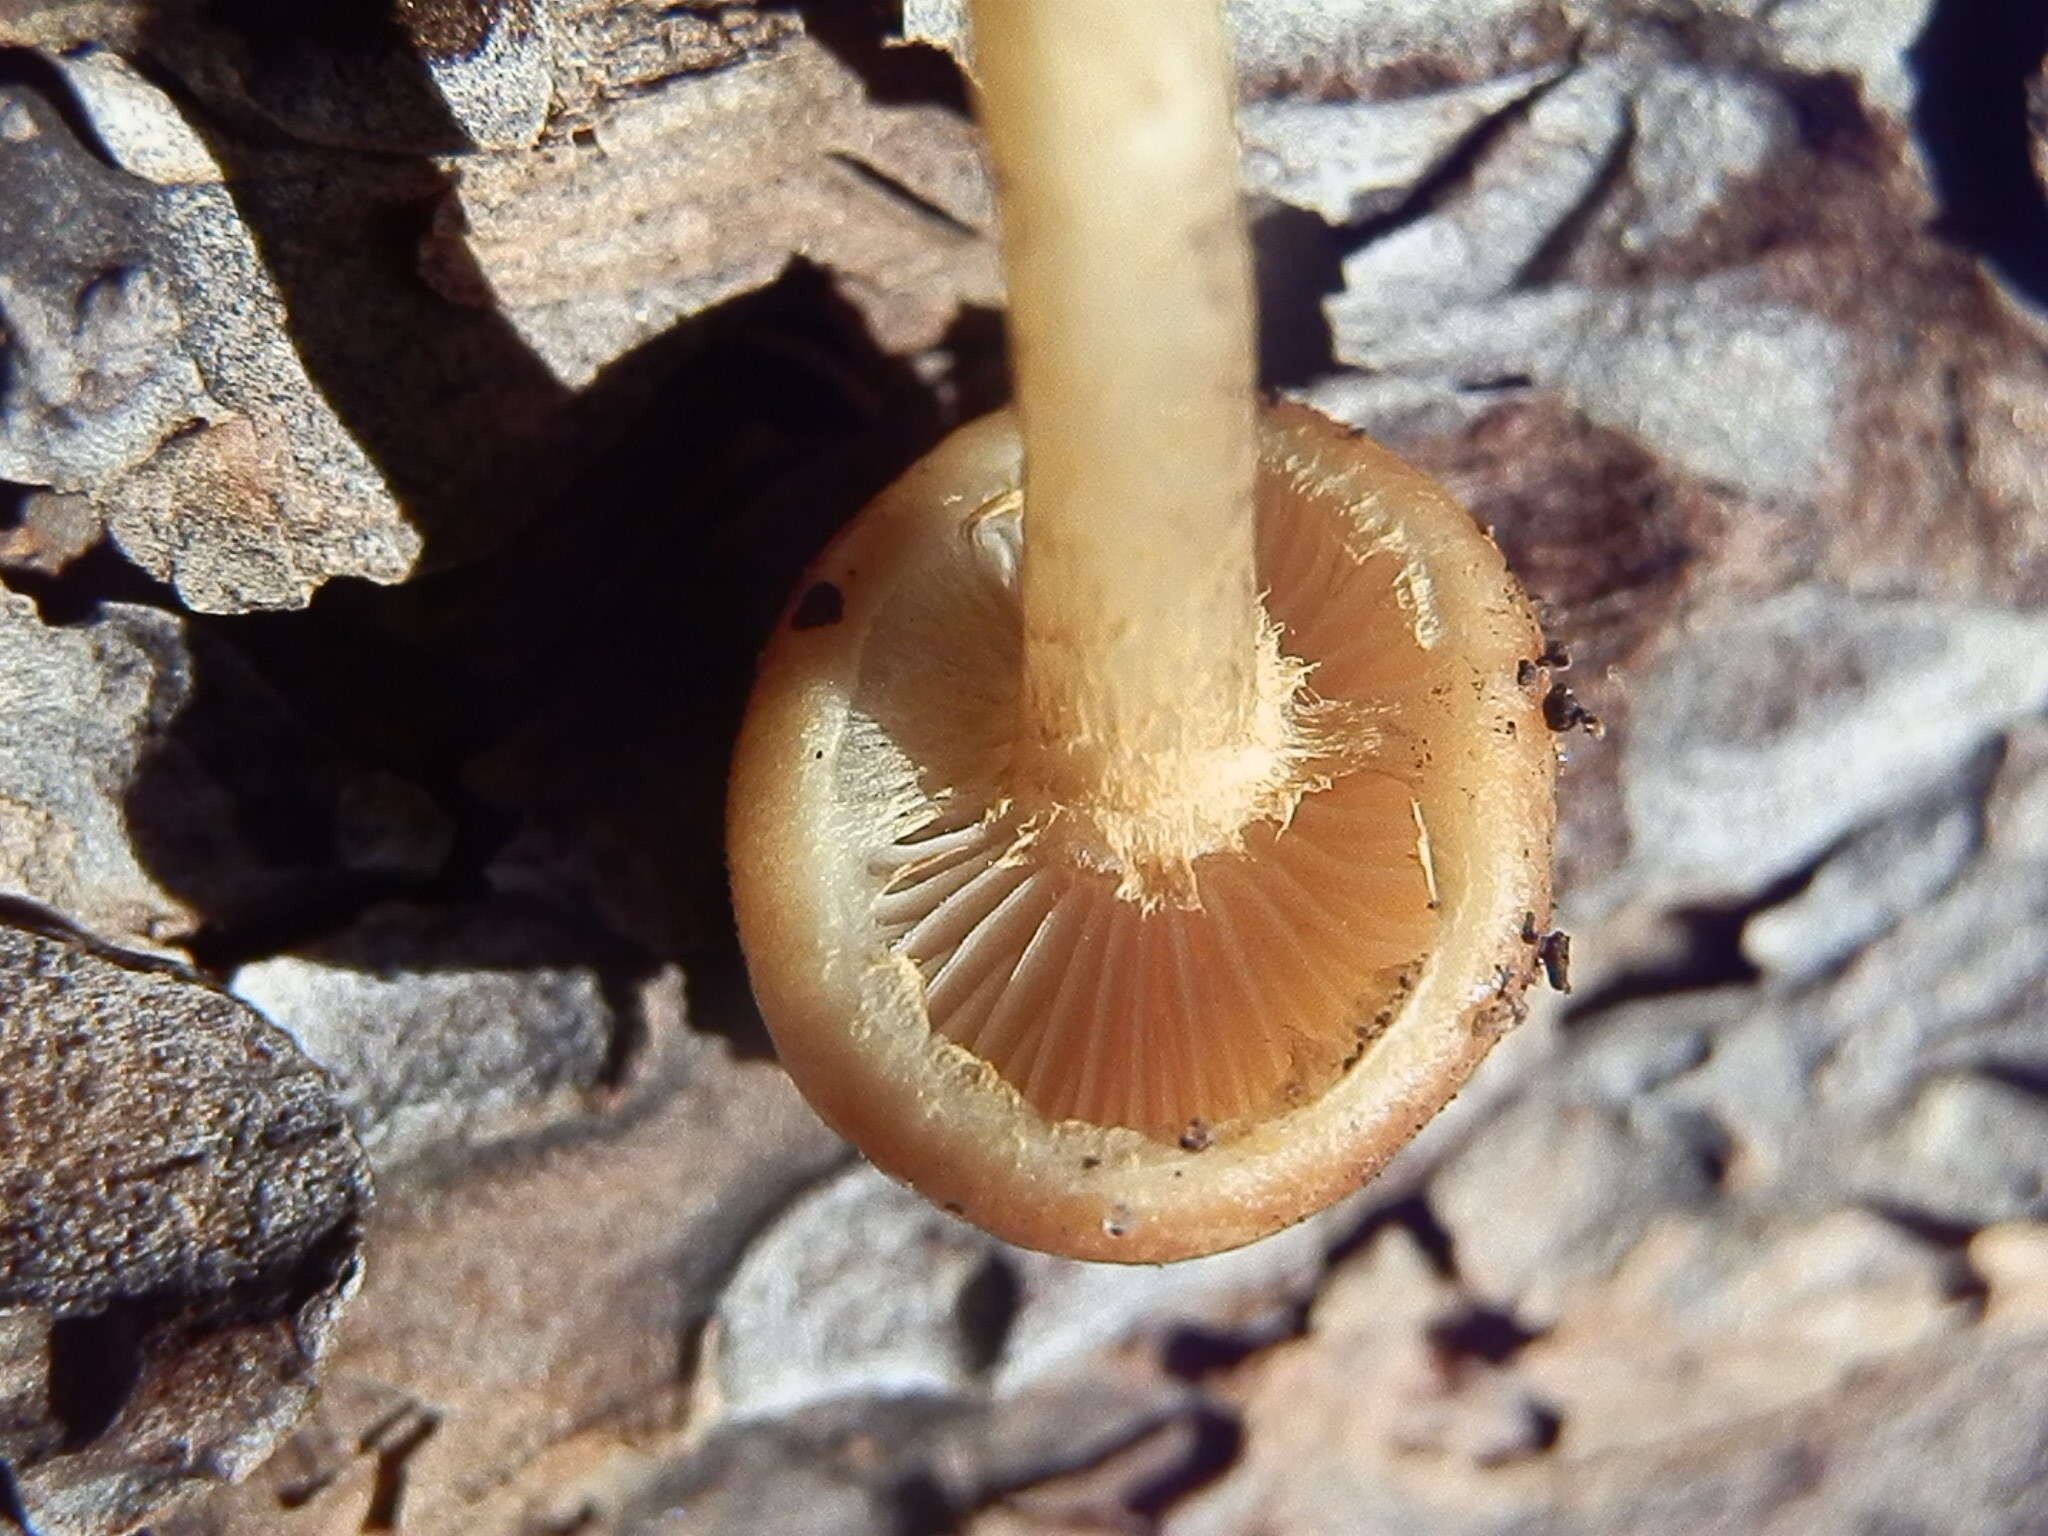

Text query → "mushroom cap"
[729,403,1556,1262]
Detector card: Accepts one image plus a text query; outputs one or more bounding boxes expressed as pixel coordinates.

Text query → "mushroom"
[728,0,1557,1262]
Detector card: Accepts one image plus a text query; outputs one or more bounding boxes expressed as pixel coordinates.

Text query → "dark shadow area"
[786,0,970,112]
[0,892,115,949]
[1511,111,1635,289]
[1979,1059,2048,1101]
[120,253,987,1062]
[1325,1190,1460,1278]
[884,1467,957,1536]
[828,149,980,236]
[1250,200,1344,390]
[1333,65,1571,262]
[1777,69,1884,167]
[1867,1201,1984,1253]
[1561,861,1824,1027]
[0,534,182,625]
[46,1309,145,1449]
[0,1461,30,1536]
[954,1252,1022,1376]
[1124,1406,1243,1523]
[1560,896,1766,1023]
[0,46,129,152]
[361,1407,439,1533]
[1156,1171,1566,1392]
[1426,1303,1544,1367]
[1160,1303,1309,1382]
[1863,1203,1995,1308]
[1677,1106,1735,1190]
[1567,727,2000,1022]
[1910,0,2048,311]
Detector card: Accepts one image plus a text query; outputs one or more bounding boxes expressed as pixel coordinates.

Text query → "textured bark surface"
[0,0,2044,1532]
[0,920,367,1536]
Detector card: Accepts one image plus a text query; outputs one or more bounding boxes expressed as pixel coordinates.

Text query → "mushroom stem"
[972,0,1270,868]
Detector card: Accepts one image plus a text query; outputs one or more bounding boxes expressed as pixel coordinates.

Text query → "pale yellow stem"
[970,0,1266,858]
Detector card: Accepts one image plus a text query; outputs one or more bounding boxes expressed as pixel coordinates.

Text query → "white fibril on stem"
[972,0,1296,886]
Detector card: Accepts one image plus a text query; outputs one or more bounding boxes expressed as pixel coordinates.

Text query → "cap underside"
[844,443,1454,1145]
